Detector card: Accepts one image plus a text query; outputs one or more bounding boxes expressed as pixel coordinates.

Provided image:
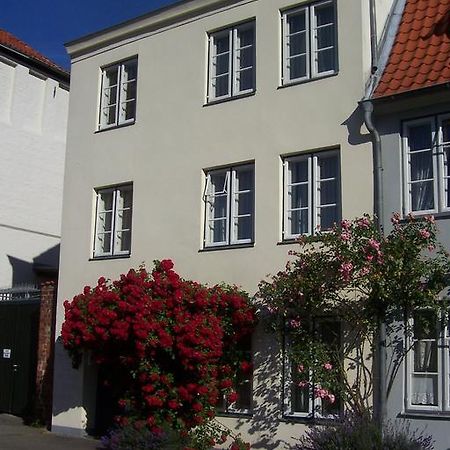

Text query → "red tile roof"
[374,0,450,98]
[0,29,65,73]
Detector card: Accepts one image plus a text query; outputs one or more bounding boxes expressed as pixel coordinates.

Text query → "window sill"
[401,210,450,222]
[89,254,131,261]
[282,414,341,424]
[400,410,450,420]
[277,239,300,246]
[278,72,338,90]
[278,234,323,246]
[216,411,253,419]
[199,242,255,252]
[204,91,256,107]
[95,120,135,134]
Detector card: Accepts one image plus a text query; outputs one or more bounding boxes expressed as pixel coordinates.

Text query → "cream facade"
[54,0,393,445]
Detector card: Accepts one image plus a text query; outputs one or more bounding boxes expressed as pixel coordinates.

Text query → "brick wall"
[35,281,57,428]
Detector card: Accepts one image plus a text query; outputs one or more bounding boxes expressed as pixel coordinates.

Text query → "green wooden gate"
[0,287,40,416]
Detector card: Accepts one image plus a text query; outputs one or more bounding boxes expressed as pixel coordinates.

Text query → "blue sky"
[0,0,178,70]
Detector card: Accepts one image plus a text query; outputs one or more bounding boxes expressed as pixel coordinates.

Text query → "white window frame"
[403,114,450,215]
[93,184,133,258]
[98,58,137,130]
[283,318,342,419]
[203,164,254,248]
[281,0,337,85]
[207,21,256,102]
[283,150,340,240]
[405,310,450,413]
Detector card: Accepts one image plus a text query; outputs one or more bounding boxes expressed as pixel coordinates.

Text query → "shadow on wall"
[7,256,36,286]
[243,322,293,450]
[52,337,98,435]
[7,244,60,287]
[342,105,372,147]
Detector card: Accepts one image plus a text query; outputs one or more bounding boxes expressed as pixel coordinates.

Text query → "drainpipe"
[363,0,386,429]
[361,100,386,428]
[362,100,383,229]
[369,0,378,74]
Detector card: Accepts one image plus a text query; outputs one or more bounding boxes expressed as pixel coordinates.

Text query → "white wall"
[0,58,68,287]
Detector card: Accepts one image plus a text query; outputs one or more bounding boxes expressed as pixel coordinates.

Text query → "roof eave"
[65,0,245,60]
[0,43,70,86]
[371,81,450,103]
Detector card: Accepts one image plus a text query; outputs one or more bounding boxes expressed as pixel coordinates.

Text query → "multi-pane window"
[94,185,133,257]
[403,115,450,214]
[406,310,450,412]
[217,335,253,414]
[283,150,340,239]
[204,164,254,247]
[281,0,337,85]
[284,319,342,418]
[98,58,137,129]
[208,22,255,102]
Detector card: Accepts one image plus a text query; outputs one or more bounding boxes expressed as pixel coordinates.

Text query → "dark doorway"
[0,296,40,416]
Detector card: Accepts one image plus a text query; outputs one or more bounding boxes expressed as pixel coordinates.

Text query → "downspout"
[362,100,383,229]
[364,0,386,428]
[369,0,378,74]
[362,0,407,427]
[361,100,386,428]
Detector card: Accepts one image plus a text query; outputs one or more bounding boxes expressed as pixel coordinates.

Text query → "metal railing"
[0,284,41,302]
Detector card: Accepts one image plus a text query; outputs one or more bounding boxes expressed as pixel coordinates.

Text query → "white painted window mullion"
[310,5,317,78]
[309,155,315,235]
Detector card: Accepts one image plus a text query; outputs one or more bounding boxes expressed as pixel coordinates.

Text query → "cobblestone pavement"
[0,414,100,450]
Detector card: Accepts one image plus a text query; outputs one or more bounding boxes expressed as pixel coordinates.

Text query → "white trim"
[438,114,450,213]
[281,0,337,86]
[405,311,450,413]
[283,150,340,239]
[402,116,449,216]
[93,185,133,257]
[204,164,254,247]
[98,58,137,130]
[207,21,255,102]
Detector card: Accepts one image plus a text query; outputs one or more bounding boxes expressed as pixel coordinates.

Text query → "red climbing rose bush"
[61,259,256,448]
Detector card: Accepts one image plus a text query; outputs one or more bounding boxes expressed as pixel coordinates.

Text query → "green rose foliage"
[259,214,450,412]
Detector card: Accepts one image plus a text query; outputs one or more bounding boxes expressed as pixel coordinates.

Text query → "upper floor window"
[281,1,337,85]
[403,115,450,215]
[93,184,133,258]
[284,318,342,418]
[406,310,450,413]
[98,58,137,130]
[283,150,340,239]
[207,21,255,102]
[203,164,254,248]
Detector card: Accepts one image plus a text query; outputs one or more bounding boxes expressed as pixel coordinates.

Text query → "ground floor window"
[217,335,253,414]
[284,318,342,418]
[407,310,450,412]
